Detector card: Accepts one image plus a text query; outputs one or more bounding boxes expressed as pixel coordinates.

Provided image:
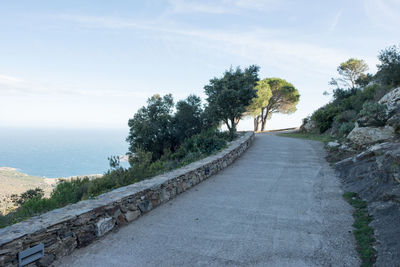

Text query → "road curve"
[56,133,359,267]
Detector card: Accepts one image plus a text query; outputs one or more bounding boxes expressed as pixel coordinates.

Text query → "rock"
[127,203,138,211]
[76,225,96,247]
[112,209,121,219]
[355,142,393,161]
[301,120,318,133]
[137,200,152,213]
[347,125,395,146]
[116,214,127,226]
[379,86,400,113]
[37,254,54,267]
[327,141,340,148]
[124,210,141,222]
[334,141,400,266]
[95,217,115,237]
[387,111,400,134]
[339,143,354,152]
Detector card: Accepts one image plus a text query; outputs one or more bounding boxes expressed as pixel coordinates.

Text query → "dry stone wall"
[0,132,254,266]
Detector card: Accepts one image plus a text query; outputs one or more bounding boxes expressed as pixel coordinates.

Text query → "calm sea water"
[0,128,129,178]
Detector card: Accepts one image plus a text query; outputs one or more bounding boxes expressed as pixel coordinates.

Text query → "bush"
[339,122,355,136]
[311,103,341,133]
[377,45,400,87]
[51,178,90,205]
[358,102,388,127]
[310,83,390,135]
[334,110,357,124]
[11,188,44,206]
[182,130,227,155]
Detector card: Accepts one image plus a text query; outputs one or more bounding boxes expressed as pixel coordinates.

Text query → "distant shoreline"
[0,167,103,214]
[0,166,102,180]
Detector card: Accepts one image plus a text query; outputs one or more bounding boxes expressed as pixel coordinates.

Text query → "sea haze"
[0,127,129,178]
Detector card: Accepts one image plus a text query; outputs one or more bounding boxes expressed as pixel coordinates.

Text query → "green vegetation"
[330,58,369,89]
[376,45,400,87]
[0,167,54,215]
[247,78,300,132]
[204,65,260,137]
[0,129,229,228]
[304,44,400,137]
[277,132,334,144]
[3,64,298,228]
[343,192,376,267]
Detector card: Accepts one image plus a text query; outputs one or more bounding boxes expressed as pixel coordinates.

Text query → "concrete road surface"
[55,133,359,267]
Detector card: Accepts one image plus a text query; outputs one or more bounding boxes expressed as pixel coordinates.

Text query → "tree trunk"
[260,109,270,131]
[254,117,259,132]
[261,118,266,132]
[254,115,261,132]
[225,120,232,133]
[227,118,236,140]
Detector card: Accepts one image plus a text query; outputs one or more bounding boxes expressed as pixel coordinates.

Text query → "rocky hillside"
[0,167,54,214]
[0,168,102,215]
[302,86,400,266]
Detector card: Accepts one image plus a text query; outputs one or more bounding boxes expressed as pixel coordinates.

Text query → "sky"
[1,0,399,131]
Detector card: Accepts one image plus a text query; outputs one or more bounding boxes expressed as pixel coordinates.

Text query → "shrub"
[358,102,388,127]
[334,110,357,124]
[51,178,90,205]
[11,188,44,206]
[339,122,355,136]
[377,45,400,87]
[186,130,227,155]
[311,103,341,133]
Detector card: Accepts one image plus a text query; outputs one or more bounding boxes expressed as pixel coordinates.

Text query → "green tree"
[246,79,272,131]
[330,58,369,89]
[377,45,400,86]
[173,95,204,144]
[126,94,174,161]
[11,188,44,206]
[204,65,259,137]
[248,78,300,132]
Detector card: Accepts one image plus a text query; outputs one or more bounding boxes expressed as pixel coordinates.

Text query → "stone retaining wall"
[0,132,254,266]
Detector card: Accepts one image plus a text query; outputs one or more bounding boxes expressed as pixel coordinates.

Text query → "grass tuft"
[343,192,376,267]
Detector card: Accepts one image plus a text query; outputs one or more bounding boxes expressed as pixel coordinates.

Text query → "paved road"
[56,134,359,266]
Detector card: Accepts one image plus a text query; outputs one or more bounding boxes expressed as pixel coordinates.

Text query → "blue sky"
[0,0,399,130]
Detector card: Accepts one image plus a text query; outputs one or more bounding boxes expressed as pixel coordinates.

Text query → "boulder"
[379,87,400,113]
[327,141,340,148]
[387,112,400,134]
[347,125,395,146]
[301,120,318,133]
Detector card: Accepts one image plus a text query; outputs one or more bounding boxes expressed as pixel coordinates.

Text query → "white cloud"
[0,73,147,98]
[0,74,21,84]
[57,14,351,76]
[329,9,343,32]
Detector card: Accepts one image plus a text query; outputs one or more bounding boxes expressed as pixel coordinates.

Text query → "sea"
[0,127,130,178]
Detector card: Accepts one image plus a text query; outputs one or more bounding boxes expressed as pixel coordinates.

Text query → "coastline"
[0,167,102,214]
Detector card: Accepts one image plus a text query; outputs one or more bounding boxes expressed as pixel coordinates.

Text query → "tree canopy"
[126,94,175,160]
[377,45,400,87]
[330,58,369,89]
[126,94,220,161]
[204,65,259,137]
[173,95,205,144]
[247,78,300,132]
